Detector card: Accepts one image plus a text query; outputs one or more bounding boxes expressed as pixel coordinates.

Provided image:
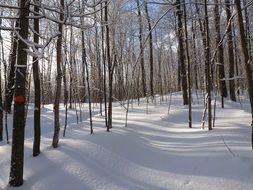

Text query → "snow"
[0,92,253,190]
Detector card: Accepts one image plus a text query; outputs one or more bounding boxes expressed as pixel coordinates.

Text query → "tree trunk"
[0,34,2,141]
[52,0,64,148]
[105,0,113,130]
[204,0,212,130]
[242,0,252,57]
[191,19,199,90]
[225,0,236,102]
[214,0,227,108]
[32,0,41,156]
[234,0,253,149]
[9,0,29,186]
[5,25,18,113]
[101,3,108,129]
[144,0,154,98]
[136,0,147,97]
[175,0,188,105]
[183,0,192,128]
[79,2,93,134]
[83,43,93,134]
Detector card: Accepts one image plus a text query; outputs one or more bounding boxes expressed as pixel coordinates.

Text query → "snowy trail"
[0,93,253,190]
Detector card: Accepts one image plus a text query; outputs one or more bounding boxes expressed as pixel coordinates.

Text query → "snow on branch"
[14,28,60,59]
[0,3,19,9]
[220,76,246,81]
[0,25,20,31]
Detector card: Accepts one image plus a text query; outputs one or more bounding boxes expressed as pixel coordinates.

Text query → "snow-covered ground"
[0,92,253,190]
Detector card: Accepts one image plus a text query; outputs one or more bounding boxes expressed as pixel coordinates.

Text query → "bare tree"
[183,0,192,128]
[144,0,154,98]
[225,0,236,102]
[234,0,253,149]
[136,0,147,97]
[52,0,64,148]
[105,0,113,130]
[0,27,3,141]
[9,0,30,186]
[214,0,227,108]
[5,26,18,113]
[204,0,212,130]
[32,0,41,157]
[175,0,188,105]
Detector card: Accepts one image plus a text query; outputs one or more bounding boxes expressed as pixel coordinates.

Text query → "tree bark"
[214,0,227,108]
[183,0,192,128]
[9,0,29,186]
[52,0,64,148]
[0,38,2,141]
[32,0,41,156]
[101,3,108,129]
[136,0,147,97]
[204,0,212,130]
[144,0,154,98]
[105,0,113,130]
[175,0,188,105]
[225,0,236,102]
[5,25,18,113]
[234,0,253,149]
[80,2,93,134]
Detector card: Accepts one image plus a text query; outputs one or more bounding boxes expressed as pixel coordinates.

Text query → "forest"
[0,0,253,189]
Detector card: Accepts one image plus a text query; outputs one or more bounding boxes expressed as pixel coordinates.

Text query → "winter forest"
[0,0,253,189]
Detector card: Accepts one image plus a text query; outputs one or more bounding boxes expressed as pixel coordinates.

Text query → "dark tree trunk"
[52,0,64,148]
[0,17,3,141]
[136,0,147,97]
[144,0,154,98]
[80,1,93,134]
[83,43,93,134]
[183,0,192,128]
[105,0,113,130]
[5,25,18,113]
[204,0,212,130]
[32,0,41,157]
[214,0,228,108]
[225,0,236,102]
[0,38,2,141]
[9,0,30,186]
[175,0,188,105]
[242,0,252,57]
[101,3,108,129]
[191,19,199,90]
[234,0,253,149]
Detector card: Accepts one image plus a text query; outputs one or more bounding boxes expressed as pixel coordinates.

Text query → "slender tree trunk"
[79,4,93,134]
[52,0,64,148]
[214,0,227,108]
[183,0,192,128]
[32,0,41,156]
[191,19,198,90]
[136,0,147,97]
[144,0,154,98]
[83,44,93,134]
[195,1,206,91]
[5,25,18,113]
[63,48,68,137]
[105,0,113,130]
[225,0,236,101]
[93,4,103,115]
[0,29,3,141]
[234,0,253,149]
[204,0,212,130]
[175,0,188,105]
[242,0,252,57]
[9,0,30,186]
[101,4,108,129]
